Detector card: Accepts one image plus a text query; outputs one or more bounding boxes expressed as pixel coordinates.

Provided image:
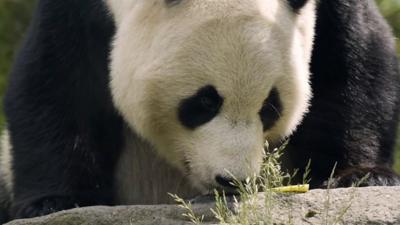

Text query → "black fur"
[3,0,123,220]
[1,0,400,222]
[286,0,400,188]
[178,85,224,129]
[323,166,400,188]
[259,88,282,131]
[287,0,309,11]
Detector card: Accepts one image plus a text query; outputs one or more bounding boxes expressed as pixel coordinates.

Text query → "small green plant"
[168,193,205,224]
[170,141,363,225]
[171,141,303,225]
[320,165,369,225]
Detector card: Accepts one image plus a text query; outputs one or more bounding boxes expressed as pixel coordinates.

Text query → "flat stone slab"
[6,187,400,225]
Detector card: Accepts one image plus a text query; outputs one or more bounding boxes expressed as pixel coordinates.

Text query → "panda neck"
[114,127,199,205]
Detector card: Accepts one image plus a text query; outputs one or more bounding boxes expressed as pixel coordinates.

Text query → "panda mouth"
[182,157,191,174]
[187,191,239,205]
[192,177,241,196]
[181,156,241,195]
[213,186,240,196]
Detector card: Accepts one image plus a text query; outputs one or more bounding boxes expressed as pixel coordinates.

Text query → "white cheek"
[296,0,317,62]
[265,0,316,141]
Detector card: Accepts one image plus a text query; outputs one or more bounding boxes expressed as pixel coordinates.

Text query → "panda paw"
[12,196,79,219]
[322,166,400,188]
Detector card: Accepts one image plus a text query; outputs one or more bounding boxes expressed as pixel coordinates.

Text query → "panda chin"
[114,128,203,205]
[185,175,241,205]
[186,177,239,198]
[187,191,239,205]
[113,127,243,204]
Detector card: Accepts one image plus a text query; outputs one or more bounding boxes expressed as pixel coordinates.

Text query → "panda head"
[107,0,315,192]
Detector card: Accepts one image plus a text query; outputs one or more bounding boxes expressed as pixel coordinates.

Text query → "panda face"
[108,0,315,192]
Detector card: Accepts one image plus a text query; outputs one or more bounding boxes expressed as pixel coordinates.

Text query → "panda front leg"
[6,89,123,220]
[323,166,400,188]
[5,103,123,220]
[3,0,122,220]
[287,0,400,188]
[6,118,124,220]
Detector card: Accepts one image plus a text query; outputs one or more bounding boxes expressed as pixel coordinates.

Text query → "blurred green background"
[0,0,399,172]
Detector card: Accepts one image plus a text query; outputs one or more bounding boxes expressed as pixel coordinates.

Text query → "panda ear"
[287,0,309,11]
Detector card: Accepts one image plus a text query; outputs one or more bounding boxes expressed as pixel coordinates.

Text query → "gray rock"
[6,187,400,225]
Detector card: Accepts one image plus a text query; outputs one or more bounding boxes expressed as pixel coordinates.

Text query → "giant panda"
[0,0,399,222]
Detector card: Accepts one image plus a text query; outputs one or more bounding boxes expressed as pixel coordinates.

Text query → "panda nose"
[215,175,237,189]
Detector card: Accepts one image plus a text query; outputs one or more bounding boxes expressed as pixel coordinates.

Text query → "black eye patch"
[259,88,283,131]
[287,0,309,11]
[178,85,223,129]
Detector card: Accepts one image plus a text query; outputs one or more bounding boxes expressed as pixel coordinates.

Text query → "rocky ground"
[6,186,400,225]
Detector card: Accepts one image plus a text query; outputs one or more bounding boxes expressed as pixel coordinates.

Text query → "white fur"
[0,129,13,200]
[114,127,199,204]
[108,0,316,199]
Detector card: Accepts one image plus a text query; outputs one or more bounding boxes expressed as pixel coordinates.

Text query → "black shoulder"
[4,0,123,219]
[288,0,400,187]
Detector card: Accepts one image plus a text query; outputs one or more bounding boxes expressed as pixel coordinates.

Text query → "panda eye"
[200,96,218,110]
[178,85,224,129]
[259,88,283,131]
